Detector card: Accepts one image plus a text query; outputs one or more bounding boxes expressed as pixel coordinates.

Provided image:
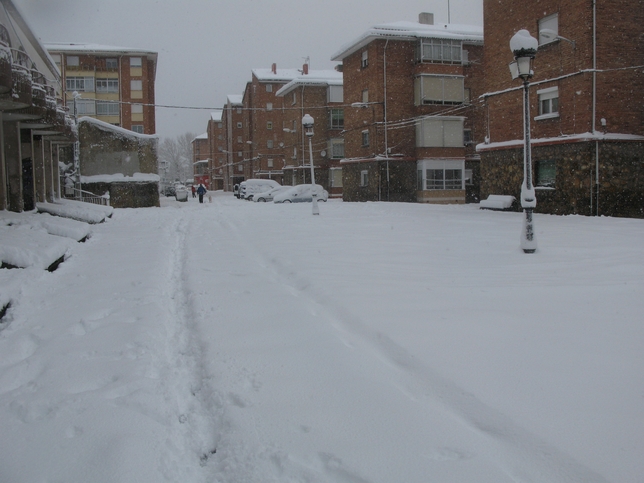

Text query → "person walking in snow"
[191,185,196,198]
[197,184,207,204]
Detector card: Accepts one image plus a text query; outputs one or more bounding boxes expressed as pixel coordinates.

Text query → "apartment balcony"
[0,48,32,111]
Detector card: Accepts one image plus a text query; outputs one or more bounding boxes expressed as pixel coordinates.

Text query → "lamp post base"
[311,194,319,215]
[520,208,537,253]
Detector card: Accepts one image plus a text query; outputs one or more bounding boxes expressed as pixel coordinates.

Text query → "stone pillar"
[4,121,23,212]
[33,134,46,203]
[44,139,55,202]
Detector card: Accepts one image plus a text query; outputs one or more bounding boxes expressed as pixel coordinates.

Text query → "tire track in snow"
[216,207,609,483]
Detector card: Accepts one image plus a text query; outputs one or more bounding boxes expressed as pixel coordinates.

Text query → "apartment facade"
[331,14,484,203]
[479,0,644,217]
[275,65,344,196]
[222,94,245,190]
[46,43,157,135]
[241,65,302,186]
[0,0,73,212]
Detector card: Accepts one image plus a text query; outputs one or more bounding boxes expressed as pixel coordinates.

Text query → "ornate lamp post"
[302,114,319,215]
[509,30,538,253]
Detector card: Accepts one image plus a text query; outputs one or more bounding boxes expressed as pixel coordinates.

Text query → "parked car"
[239,179,281,201]
[273,184,329,203]
[233,184,240,198]
[253,186,291,202]
[163,186,176,197]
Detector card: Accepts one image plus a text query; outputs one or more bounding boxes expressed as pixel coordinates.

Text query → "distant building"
[223,94,244,190]
[479,0,644,217]
[192,132,209,188]
[45,43,157,135]
[207,110,224,191]
[331,13,484,203]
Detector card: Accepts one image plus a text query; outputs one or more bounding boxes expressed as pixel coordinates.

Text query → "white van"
[239,179,281,201]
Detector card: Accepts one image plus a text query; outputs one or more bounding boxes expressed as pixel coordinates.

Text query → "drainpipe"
[0,113,5,209]
[383,39,390,201]
[593,0,599,215]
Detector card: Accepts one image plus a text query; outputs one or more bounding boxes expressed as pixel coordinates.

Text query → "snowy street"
[1,192,643,482]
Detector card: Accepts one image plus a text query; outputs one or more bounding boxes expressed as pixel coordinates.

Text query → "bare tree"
[158,132,195,184]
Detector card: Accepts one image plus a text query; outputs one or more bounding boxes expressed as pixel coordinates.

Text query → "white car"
[273,184,329,203]
[253,186,291,202]
[239,179,281,201]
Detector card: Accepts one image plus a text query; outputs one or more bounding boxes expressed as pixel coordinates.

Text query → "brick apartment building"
[241,65,301,186]
[331,13,484,203]
[479,0,644,217]
[222,94,245,190]
[191,132,209,187]
[274,64,344,197]
[46,44,157,135]
[206,110,224,191]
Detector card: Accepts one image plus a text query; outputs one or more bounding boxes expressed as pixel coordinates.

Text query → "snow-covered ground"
[0,192,642,483]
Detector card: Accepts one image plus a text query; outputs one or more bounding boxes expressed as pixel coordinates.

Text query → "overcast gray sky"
[14,0,483,140]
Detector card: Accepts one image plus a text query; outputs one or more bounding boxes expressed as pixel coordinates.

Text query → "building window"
[96,78,118,93]
[539,14,559,45]
[266,102,273,111]
[66,56,79,66]
[463,129,473,145]
[74,99,96,115]
[66,76,94,92]
[131,103,143,114]
[237,136,242,143]
[536,159,556,187]
[131,79,143,91]
[96,100,119,116]
[130,57,142,67]
[106,58,118,69]
[362,89,369,103]
[360,170,369,186]
[419,39,462,63]
[414,75,465,105]
[416,117,465,147]
[238,151,243,157]
[329,167,343,188]
[267,140,274,149]
[361,50,369,68]
[330,109,344,129]
[266,84,273,92]
[267,121,273,130]
[327,85,343,103]
[131,125,144,134]
[330,138,345,159]
[361,130,370,147]
[237,122,243,128]
[292,91,297,105]
[417,159,464,190]
[238,165,243,172]
[536,87,559,119]
[267,159,274,168]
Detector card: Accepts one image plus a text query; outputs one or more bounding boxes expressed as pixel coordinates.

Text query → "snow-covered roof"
[331,20,483,61]
[78,116,158,141]
[252,68,301,83]
[45,42,158,59]
[227,94,243,106]
[194,132,208,141]
[211,111,223,122]
[275,70,343,97]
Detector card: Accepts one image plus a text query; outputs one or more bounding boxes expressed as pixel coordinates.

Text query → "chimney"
[302,63,309,75]
[271,63,277,74]
[419,12,434,25]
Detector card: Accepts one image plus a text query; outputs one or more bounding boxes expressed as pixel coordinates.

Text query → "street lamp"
[509,29,538,253]
[302,114,319,215]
